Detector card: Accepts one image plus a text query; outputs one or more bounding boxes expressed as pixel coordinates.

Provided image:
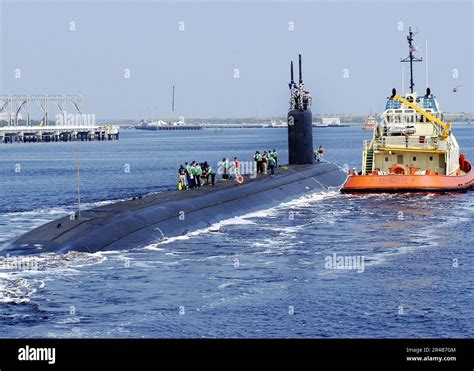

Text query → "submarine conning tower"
[287,54,314,165]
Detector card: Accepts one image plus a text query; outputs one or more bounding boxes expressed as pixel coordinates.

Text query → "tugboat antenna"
[401,27,422,94]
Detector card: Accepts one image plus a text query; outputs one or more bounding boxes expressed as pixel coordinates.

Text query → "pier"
[0,94,119,144]
[0,125,119,143]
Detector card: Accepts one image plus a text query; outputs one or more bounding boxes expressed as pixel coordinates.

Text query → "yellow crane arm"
[393,94,451,139]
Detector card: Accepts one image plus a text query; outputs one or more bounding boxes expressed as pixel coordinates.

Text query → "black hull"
[7,163,347,255]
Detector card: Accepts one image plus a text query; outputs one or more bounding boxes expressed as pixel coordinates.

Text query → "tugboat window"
[429,156,433,161]
[385,157,389,162]
[412,156,417,161]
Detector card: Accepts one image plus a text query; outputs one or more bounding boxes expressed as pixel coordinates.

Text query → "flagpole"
[401,27,422,94]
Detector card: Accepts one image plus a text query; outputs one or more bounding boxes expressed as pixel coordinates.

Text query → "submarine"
[6,55,348,255]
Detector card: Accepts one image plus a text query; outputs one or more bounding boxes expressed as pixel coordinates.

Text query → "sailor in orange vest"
[233,157,240,176]
[316,145,324,161]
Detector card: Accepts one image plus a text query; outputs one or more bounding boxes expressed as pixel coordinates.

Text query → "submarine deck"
[88,163,317,213]
[10,162,346,254]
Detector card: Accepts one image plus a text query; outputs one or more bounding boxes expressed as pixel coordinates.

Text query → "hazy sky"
[1,0,472,119]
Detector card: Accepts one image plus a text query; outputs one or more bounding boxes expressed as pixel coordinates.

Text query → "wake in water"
[0,190,341,304]
[0,252,107,304]
[142,190,341,249]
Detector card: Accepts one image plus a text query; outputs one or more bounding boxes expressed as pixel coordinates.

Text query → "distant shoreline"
[106,112,474,126]
[2,113,473,128]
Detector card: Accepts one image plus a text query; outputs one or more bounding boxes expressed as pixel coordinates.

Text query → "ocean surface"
[0,126,473,338]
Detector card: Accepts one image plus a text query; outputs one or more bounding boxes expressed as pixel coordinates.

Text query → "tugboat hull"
[342,159,474,193]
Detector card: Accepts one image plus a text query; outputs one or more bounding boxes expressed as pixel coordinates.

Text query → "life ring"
[389,164,407,175]
[236,175,244,185]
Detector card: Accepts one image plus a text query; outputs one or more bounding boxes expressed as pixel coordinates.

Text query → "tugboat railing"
[362,140,368,175]
[376,136,440,150]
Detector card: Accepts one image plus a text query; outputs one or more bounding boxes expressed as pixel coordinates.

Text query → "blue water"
[0,127,473,338]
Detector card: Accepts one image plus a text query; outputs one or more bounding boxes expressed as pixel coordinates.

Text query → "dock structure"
[0,125,119,143]
[0,94,119,143]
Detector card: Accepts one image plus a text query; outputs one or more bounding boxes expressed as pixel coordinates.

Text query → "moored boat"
[342,28,474,193]
[362,113,377,131]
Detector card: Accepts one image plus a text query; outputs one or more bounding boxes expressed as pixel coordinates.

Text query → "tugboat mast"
[401,27,422,93]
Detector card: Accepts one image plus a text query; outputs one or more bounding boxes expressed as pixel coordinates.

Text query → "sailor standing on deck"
[190,162,198,188]
[253,151,259,173]
[195,162,202,187]
[254,151,263,174]
[202,161,210,185]
[233,157,240,176]
[268,154,276,177]
[208,165,217,185]
[188,162,195,188]
[316,145,324,161]
[272,149,278,167]
[262,151,268,174]
[222,158,230,179]
[185,162,192,188]
[178,164,187,190]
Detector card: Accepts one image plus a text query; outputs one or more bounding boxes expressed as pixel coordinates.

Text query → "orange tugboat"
[342,28,474,193]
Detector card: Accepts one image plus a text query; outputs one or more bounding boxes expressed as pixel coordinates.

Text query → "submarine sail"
[288,54,314,165]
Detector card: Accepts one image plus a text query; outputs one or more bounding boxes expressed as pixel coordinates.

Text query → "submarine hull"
[7,163,347,255]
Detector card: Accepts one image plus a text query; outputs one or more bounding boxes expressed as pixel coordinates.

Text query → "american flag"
[409,44,419,53]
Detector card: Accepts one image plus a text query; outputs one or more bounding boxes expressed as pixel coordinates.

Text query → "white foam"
[0,276,45,304]
[139,189,340,251]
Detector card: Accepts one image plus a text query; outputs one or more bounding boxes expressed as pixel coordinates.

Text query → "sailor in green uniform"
[208,165,217,185]
[195,162,203,187]
[268,155,276,177]
[222,158,230,179]
[185,162,192,188]
[253,151,263,174]
[189,162,197,188]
